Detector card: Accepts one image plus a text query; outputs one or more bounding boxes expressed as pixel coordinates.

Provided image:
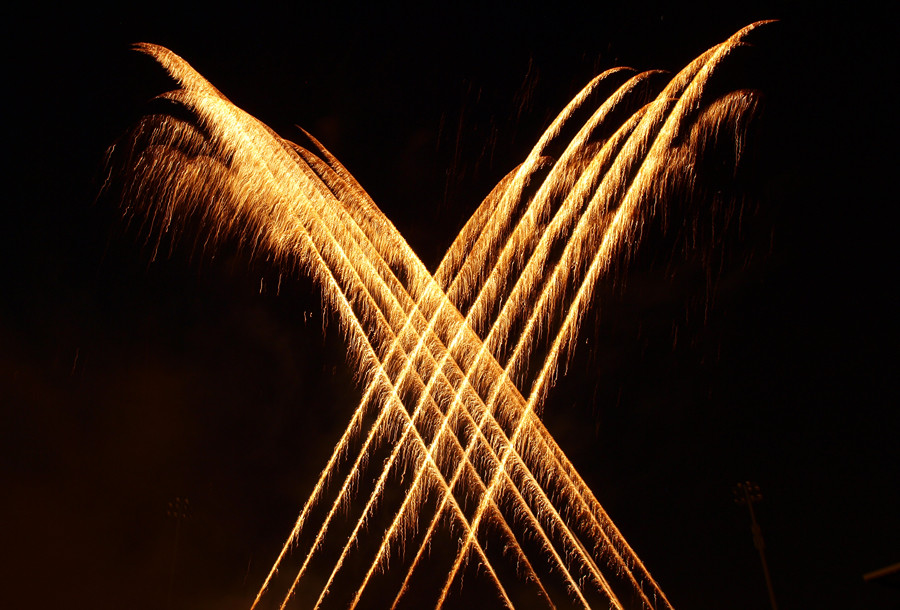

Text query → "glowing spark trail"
[111,22,769,608]
[435,25,763,607]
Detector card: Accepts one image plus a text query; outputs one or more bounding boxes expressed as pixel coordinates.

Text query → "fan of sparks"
[111,22,769,609]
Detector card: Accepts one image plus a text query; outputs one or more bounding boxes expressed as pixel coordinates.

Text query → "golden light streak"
[388,44,720,609]
[433,22,768,608]
[239,139,553,608]
[253,66,641,609]
[111,23,769,608]
[124,46,515,607]
[330,72,649,609]
[262,153,548,608]
[393,102,656,610]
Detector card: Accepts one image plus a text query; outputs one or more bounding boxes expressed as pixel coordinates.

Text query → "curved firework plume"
[108,21,770,609]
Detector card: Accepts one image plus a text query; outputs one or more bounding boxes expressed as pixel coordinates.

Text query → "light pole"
[734,481,778,610]
[166,496,190,610]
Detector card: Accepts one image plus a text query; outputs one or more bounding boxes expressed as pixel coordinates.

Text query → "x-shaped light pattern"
[113,22,769,609]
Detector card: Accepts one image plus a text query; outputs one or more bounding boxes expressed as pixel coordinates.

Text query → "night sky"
[2,3,896,609]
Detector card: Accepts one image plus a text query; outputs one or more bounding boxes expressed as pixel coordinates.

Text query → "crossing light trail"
[434,24,765,606]
[110,22,770,608]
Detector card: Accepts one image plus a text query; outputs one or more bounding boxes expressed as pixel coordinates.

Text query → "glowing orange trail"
[390,103,655,610]
[257,66,611,608]
[272,143,568,609]
[413,86,684,610]
[111,23,769,608]
[380,45,727,609]
[382,55,724,600]
[367,77,667,610]
[267,149,558,608]
[420,34,704,604]
[300,75,676,604]
[289,202,556,608]
[270,168,545,606]
[123,79,532,604]
[268,100,624,604]
[324,71,639,609]
[312,75,648,600]
[124,46,521,609]
[434,23,768,607]
[247,149,467,608]
[268,160,524,608]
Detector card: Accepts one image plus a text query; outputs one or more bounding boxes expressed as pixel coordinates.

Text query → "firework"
[111,22,769,608]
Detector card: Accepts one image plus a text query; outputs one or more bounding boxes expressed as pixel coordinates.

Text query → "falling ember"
[110,22,770,609]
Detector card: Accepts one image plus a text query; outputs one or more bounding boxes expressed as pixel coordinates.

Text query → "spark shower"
[110,22,769,609]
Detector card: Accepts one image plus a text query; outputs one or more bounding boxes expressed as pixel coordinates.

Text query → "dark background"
[2,2,896,609]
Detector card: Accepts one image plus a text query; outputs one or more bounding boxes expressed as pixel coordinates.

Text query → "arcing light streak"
[121,50,515,605]
[254,71,633,608]
[270,152,555,610]
[362,24,764,607]
[112,22,768,608]
[435,25,763,605]
[360,73,669,610]
[389,100,658,610]
[319,69,652,610]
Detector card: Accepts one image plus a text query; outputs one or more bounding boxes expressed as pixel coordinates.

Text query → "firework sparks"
[112,22,769,608]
